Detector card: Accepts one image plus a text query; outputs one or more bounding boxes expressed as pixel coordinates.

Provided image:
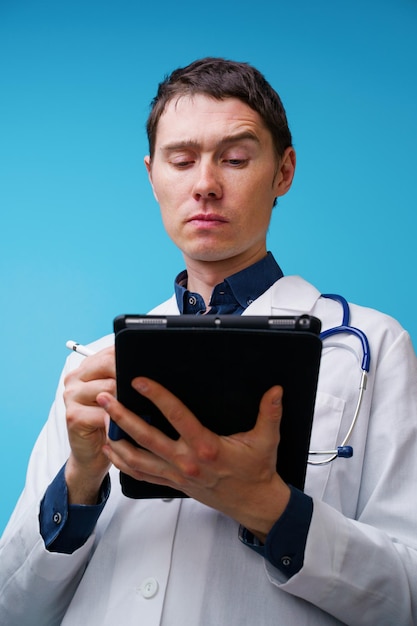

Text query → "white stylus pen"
[66,340,95,357]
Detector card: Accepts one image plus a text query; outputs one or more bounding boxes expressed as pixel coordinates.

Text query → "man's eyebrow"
[160,131,260,153]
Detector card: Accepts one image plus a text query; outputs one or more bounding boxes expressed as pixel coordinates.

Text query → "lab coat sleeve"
[266,328,417,625]
[0,354,100,626]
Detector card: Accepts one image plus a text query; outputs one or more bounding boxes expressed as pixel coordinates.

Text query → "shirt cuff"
[239,485,313,578]
[39,463,111,554]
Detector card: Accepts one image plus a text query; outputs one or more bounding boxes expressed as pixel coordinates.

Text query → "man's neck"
[184,250,268,307]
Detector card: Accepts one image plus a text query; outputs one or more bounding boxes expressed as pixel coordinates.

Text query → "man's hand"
[98,377,290,541]
[63,345,116,504]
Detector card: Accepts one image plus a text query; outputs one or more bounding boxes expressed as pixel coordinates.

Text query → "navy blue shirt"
[175,251,283,315]
[40,252,313,577]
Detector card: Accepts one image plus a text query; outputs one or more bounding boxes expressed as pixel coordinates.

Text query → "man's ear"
[274,147,296,198]
[144,155,158,201]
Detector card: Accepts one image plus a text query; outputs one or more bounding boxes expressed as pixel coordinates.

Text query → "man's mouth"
[188,213,228,224]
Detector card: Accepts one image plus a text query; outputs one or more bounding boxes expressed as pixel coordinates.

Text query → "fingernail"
[272,390,283,405]
[132,378,149,393]
[97,393,109,409]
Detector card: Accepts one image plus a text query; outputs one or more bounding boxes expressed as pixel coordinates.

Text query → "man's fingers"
[252,385,283,442]
[131,377,213,445]
[97,389,186,461]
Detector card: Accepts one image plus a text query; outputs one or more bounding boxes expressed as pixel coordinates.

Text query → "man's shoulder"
[68,295,179,360]
[87,333,115,351]
[147,294,179,315]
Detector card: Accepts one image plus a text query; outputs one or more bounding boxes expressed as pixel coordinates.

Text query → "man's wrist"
[65,455,110,505]
[239,485,313,578]
[240,477,291,544]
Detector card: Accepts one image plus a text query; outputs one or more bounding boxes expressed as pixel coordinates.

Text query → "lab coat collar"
[243,275,322,315]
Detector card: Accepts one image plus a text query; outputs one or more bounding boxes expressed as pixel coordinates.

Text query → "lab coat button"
[140,577,159,598]
[52,512,62,525]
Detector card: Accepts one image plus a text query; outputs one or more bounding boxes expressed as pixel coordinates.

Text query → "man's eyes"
[169,157,248,168]
[224,158,248,166]
[171,160,194,168]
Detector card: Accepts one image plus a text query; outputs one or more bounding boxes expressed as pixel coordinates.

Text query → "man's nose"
[192,163,222,200]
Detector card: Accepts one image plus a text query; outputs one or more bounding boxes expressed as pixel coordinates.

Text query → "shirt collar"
[174,252,284,314]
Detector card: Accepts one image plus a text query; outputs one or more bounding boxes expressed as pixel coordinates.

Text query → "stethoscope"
[308,293,371,465]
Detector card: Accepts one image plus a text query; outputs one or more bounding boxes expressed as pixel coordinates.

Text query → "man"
[1,57,416,625]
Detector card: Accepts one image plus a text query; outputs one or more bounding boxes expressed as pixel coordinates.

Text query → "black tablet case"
[110,314,322,499]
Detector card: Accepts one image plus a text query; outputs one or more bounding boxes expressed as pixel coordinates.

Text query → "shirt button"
[246,298,253,305]
[52,512,62,525]
[281,556,292,568]
[188,296,197,305]
[140,577,159,599]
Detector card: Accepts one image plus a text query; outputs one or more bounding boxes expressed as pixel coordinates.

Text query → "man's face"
[145,94,294,269]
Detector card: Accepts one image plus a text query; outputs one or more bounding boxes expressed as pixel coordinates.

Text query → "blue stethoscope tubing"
[307,293,371,465]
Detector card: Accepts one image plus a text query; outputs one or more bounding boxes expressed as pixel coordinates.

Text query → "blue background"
[1,0,416,534]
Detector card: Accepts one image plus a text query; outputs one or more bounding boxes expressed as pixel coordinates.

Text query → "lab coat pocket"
[303,390,345,499]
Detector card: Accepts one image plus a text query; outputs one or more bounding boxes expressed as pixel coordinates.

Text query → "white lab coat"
[1,275,417,625]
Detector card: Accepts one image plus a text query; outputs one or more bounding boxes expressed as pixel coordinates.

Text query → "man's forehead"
[155,94,267,145]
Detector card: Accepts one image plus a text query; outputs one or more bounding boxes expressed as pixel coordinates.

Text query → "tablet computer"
[110,314,322,499]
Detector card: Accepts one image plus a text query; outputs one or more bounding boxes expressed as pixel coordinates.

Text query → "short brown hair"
[146,57,292,160]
